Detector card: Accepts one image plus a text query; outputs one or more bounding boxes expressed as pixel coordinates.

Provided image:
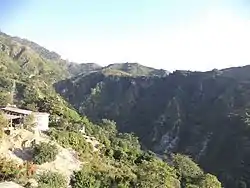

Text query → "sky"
[1,0,250,71]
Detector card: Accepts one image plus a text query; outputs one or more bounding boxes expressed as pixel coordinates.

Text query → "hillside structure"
[1,105,49,131]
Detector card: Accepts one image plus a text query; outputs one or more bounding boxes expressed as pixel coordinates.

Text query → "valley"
[1,31,247,187]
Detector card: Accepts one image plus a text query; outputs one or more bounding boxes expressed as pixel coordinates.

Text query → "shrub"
[0,157,26,181]
[33,142,58,164]
[48,129,92,159]
[105,148,114,157]
[37,171,67,188]
[113,149,126,161]
[70,170,101,188]
[70,169,117,188]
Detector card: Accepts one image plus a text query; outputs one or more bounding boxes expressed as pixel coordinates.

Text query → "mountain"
[0,31,103,78]
[104,62,169,77]
[1,31,169,78]
[55,67,250,187]
[0,31,69,80]
[66,62,170,78]
[0,31,221,187]
[0,31,62,62]
[65,62,101,76]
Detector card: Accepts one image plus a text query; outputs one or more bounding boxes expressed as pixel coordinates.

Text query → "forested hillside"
[56,65,250,187]
[0,32,221,187]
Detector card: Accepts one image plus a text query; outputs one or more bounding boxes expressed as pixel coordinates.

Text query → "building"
[1,105,49,131]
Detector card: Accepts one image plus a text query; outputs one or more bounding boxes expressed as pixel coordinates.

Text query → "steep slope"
[1,32,168,78]
[0,31,102,78]
[0,32,221,188]
[0,32,69,80]
[10,36,61,61]
[56,68,250,187]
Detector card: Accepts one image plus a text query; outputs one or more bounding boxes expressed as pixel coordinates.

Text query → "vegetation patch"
[33,142,58,164]
[0,157,35,183]
[37,171,67,188]
[48,129,92,160]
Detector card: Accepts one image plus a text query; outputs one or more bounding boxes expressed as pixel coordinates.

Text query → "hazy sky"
[1,0,250,71]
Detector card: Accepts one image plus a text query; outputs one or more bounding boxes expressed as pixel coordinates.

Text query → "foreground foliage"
[0,158,35,183]
[33,142,58,165]
[37,171,67,188]
[64,119,219,188]
[48,129,93,160]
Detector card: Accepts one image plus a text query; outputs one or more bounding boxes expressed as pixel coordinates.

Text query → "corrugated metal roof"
[1,107,32,115]
[1,106,49,116]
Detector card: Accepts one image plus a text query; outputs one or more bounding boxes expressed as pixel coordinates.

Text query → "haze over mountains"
[2,30,250,187]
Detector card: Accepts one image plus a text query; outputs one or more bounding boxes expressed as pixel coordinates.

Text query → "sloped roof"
[1,106,49,116]
[1,106,32,115]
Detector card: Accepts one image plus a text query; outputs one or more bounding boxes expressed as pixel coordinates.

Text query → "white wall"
[34,113,49,131]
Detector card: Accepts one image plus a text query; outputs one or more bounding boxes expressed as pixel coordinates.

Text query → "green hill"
[104,62,169,77]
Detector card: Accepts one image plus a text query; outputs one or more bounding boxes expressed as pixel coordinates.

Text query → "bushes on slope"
[37,171,67,188]
[0,157,35,183]
[172,154,221,187]
[33,142,58,164]
[0,157,23,181]
[48,129,92,160]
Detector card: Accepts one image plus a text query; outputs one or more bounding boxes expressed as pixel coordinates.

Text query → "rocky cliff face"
[55,68,250,187]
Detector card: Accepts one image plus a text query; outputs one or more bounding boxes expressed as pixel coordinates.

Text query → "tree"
[136,159,180,188]
[0,92,12,106]
[100,119,118,138]
[172,154,203,181]
[198,174,221,188]
[26,103,39,112]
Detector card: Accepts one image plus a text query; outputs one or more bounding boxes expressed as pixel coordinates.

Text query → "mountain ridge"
[55,64,250,188]
[0,30,241,187]
[0,31,170,78]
